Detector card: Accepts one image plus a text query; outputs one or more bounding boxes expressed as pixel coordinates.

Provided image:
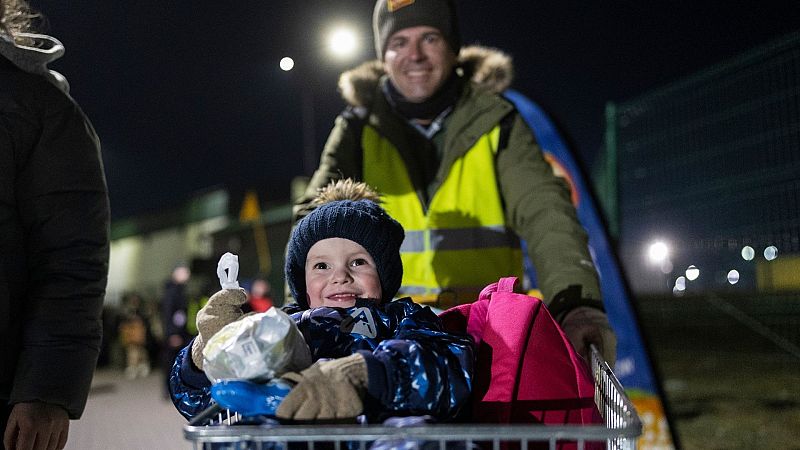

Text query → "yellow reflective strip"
[399,230,426,252]
[429,226,519,251]
[400,227,518,252]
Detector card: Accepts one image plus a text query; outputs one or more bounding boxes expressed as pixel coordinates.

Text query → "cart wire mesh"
[184,346,641,450]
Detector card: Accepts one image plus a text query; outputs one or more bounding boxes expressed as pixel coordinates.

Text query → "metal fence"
[600,31,800,296]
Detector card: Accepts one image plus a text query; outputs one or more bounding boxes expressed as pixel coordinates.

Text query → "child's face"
[305,237,382,308]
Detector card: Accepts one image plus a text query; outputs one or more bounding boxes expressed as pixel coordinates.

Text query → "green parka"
[296,46,602,315]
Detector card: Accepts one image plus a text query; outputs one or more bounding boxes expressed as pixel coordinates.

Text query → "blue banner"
[505,90,675,448]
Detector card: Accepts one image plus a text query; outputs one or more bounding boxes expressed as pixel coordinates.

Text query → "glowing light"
[741,246,754,261]
[647,241,670,264]
[674,276,686,291]
[727,270,740,284]
[764,246,778,261]
[327,27,358,59]
[279,57,295,71]
[685,265,700,281]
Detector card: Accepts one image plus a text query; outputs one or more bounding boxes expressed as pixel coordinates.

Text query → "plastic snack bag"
[201,252,312,382]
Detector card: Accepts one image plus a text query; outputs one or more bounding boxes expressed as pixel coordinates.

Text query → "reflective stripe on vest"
[362,124,523,305]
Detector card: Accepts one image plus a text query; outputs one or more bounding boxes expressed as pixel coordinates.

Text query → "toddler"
[169,180,474,422]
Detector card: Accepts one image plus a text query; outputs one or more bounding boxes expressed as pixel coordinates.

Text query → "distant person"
[242,277,273,313]
[0,0,110,448]
[118,293,151,379]
[160,263,192,396]
[295,0,615,364]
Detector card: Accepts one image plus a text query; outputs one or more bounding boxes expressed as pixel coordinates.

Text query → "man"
[0,1,110,449]
[296,0,615,364]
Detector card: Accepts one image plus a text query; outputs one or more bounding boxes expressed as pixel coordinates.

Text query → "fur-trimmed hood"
[0,32,69,92]
[338,45,513,108]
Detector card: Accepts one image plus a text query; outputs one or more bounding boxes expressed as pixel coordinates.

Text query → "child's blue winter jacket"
[169,298,474,422]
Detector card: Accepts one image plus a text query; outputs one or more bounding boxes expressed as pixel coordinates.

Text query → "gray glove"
[560,306,617,367]
[276,353,368,420]
[190,288,248,370]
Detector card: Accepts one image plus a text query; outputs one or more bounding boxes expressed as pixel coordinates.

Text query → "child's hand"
[275,354,368,420]
[190,288,248,369]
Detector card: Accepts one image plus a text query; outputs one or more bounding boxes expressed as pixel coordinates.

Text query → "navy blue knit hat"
[373,0,461,60]
[286,199,405,309]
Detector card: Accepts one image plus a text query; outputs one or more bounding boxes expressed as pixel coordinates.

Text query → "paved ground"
[66,369,187,450]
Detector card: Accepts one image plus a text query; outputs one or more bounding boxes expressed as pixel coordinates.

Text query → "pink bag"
[439,277,602,427]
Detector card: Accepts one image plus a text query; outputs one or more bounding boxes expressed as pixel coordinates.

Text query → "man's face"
[383,25,457,103]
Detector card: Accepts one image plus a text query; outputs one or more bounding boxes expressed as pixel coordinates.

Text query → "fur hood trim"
[0,32,70,93]
[338,45,513,108]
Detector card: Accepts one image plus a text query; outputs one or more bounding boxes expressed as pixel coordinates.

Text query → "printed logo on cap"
[388,0,415,12]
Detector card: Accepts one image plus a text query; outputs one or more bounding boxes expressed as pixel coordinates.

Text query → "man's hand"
[560,306,617,367]
[3,402,69,450]
[191,288,248,369]
[276,354,368,420]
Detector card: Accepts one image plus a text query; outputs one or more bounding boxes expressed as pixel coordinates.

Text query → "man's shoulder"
[448,82,516,131]
[462,82,515,111]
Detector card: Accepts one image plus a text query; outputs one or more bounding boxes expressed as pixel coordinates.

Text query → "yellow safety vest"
[362,125,523,307]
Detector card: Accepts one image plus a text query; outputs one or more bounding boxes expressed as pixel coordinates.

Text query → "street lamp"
[327,26,359,59]
[647,241,669,265]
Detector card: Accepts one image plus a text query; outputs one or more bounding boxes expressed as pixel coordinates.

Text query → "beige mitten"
[276,354,368,420]
[560,306,617,367]
[191,288,249,369]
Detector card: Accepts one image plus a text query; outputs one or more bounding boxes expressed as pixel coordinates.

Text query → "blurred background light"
[279,57,295,71]
[727,269,740,284]
[741,245,755,261]
[685,265,700,281]
[764,245,778,261]
[674,276,686,291]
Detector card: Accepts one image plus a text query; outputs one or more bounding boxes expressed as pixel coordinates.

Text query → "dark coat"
[0,54,109,419]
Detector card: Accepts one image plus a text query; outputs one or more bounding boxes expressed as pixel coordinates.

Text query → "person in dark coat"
[0,1,110,448]
[159,263,192,397]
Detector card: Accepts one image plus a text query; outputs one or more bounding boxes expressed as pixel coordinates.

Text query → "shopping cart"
[183,346,641,450]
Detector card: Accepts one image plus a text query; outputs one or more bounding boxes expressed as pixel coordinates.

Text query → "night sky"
[29,1,799,220]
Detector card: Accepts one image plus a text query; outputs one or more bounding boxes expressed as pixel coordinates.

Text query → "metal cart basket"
[184,347,642,450]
